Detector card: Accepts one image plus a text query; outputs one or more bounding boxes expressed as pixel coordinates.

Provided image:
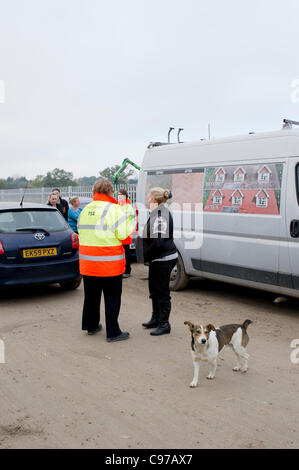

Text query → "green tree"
[0,179,6,189]
[31,175,45,187]
[5,176,29,189]
[99,165,134,184]
[77,176,98,186]
[42,168,76,187]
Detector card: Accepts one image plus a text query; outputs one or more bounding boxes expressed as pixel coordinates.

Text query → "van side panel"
[137,131,299,298]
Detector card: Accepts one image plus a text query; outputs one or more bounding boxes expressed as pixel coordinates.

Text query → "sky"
[1,0,299,179]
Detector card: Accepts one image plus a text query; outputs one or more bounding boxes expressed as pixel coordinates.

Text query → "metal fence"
[0,184,137,205]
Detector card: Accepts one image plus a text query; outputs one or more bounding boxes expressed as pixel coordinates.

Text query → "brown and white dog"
[184,320,253,387]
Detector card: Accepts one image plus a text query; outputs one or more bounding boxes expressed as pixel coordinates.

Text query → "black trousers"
[82,275,122,339]
[124,244,131,275]
[148,259,177,305]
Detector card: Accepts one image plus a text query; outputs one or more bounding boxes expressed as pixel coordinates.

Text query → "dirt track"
[0,263,299,449]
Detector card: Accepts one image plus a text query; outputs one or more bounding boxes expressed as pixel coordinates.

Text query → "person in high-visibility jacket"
[117,188,136,279]
[78,179,135,342]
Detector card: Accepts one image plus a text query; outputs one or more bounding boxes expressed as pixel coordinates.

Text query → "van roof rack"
[147,142,172,149]
[282,119,299,129]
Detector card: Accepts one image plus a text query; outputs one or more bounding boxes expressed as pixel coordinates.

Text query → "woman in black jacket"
[142,187,178,336]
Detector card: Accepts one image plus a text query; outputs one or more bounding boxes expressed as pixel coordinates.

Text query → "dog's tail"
[243,319,253,329]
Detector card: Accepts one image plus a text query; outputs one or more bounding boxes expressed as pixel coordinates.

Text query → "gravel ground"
[0,263,298,449]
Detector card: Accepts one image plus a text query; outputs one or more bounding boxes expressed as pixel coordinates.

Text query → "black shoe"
[142,314,159,329]
[142,299,159,329]
[106,332,130,343]
[150,301,171,336]
[150,322,171,336]
[87,324,102,335]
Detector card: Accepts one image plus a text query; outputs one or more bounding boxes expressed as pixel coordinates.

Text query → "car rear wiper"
[16,227,50,236]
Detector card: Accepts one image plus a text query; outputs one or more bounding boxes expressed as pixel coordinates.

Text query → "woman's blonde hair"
[149,187,171,204]
[69,196,79,205]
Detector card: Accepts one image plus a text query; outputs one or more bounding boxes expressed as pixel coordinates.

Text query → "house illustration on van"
[204,188,278,214]
[215,167,226,182]
[257,165,271,183]
[233,167,246,182]
[212,189,224,204]
[255,189,270,207]
[231,189,244,205]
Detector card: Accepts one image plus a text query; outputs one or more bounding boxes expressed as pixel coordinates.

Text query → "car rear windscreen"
[0,209,68,233]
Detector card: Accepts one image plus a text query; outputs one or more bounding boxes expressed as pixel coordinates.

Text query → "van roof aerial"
[282,119,299,129]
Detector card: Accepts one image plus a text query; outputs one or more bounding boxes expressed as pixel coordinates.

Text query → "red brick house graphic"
[204,188,279,214]
[215,167,226,182]
[212,189,224,204]
[257,165,271,183]
[231,189,244,205]
[233,167,246,182]
[255,189,269,208]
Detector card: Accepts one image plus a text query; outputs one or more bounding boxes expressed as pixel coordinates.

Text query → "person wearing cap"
[142,187,178,336]
[117,189,136,278]
[78,179,135,342]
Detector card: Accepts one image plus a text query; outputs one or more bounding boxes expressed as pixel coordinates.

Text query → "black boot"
[142,300,160,329]
[150,302,171,336]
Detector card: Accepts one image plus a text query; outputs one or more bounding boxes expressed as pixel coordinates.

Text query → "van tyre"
[170,253,189,291]
[60,276,82,290]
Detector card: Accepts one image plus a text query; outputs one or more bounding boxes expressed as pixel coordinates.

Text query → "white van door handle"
[290,220,299,238]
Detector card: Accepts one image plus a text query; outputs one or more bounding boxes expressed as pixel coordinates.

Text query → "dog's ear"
[184,321,195,331]
[206,323,215,332]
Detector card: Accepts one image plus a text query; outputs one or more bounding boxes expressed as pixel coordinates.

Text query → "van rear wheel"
[170,253,189,291]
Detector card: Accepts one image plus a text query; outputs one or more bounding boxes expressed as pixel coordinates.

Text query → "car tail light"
[71,232,79,249]
[0,240,4,255]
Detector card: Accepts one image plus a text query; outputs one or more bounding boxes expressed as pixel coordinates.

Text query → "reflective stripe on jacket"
[119,199,136,245]
[78,193,135,277]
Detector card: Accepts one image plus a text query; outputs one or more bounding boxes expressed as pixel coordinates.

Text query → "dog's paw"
[189,381,198,388]
[233,366,240,372]
[206,374,215,380]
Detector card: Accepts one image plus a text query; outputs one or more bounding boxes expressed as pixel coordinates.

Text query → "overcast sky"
[0,0,299,179]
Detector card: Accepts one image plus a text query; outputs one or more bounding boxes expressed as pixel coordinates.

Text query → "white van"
[136,125,299,298]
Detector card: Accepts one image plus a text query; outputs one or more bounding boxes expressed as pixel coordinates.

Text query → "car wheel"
[60,276,82,290]
[170,253,189,291]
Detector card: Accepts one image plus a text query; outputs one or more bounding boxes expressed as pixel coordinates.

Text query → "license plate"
[23,247,57,258]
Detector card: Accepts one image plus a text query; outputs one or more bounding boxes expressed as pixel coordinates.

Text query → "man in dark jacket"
[142,188,178,336]
[52,188,69,221]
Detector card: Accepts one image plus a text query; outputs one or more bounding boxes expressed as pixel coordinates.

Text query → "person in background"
[47,192,63,216]
[78,179,135,342]
[52,188,69,221]
[117,189,136,279]
[68,196,82,233]
[142,187,178,336]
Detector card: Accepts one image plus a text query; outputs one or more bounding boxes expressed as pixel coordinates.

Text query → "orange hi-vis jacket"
[78,193,135,277]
